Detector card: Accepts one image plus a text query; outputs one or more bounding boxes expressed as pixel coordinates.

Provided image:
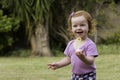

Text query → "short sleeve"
[64,40,73,57]
[86,43,98,57]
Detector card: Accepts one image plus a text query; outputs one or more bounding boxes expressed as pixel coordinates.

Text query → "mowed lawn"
[0,54,120,80]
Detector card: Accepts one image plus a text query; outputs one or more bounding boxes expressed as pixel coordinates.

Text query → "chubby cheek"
[84,28,89,34]
[83,26,89,34]
[71,27,75,33]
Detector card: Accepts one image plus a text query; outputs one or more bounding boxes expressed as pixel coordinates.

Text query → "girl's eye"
[80,24,85,26]
[73,25,77,27]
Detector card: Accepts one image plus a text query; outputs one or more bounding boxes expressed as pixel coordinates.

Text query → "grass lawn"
[0,54,120,80]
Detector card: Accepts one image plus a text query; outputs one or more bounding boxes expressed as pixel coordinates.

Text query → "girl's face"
[71,16,89,40]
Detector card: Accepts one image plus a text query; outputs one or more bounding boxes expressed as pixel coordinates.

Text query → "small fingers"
[76,51,85,59]
[48,63,57,70]
[76,51,82,56]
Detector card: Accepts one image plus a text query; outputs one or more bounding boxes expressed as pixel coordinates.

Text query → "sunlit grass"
[96,54,120,80]
[0,57,71,80]
[0,54,120,80]
[97,44,120,55]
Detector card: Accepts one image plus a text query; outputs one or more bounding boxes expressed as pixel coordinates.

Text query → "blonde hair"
[68,10,97,35]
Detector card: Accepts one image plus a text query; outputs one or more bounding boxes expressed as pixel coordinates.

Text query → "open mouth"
[76,31,83,34]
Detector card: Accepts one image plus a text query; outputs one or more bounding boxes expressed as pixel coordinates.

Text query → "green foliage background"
[0,0,120,56]
[0,9,20,55]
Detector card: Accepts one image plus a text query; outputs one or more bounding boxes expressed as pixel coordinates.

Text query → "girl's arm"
[48,56,71,70]
[76,51,95,65]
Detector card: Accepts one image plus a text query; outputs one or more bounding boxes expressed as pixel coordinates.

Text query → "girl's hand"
[48,57,71,70]
[48,63,59,70]
[75,49,95,65]
[75,49,85,59]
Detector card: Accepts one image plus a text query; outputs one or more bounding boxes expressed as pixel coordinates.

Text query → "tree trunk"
[31,22,52,56]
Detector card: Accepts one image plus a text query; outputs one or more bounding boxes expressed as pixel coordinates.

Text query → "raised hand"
[75,49,85,59]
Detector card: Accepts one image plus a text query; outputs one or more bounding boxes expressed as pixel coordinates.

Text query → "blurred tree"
[1,0,54,56]
[0,0,119,56]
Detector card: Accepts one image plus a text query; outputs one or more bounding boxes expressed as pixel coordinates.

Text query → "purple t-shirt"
[64,38,98,74]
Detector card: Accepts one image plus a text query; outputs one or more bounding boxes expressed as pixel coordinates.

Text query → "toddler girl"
[48,10,98,80]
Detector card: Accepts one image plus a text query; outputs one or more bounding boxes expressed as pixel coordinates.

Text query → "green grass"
[97,44,120,55]
[96,54,120,80]
[0,54,120,80]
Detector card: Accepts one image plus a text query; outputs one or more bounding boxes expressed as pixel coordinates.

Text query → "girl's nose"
[77,26,81,29]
